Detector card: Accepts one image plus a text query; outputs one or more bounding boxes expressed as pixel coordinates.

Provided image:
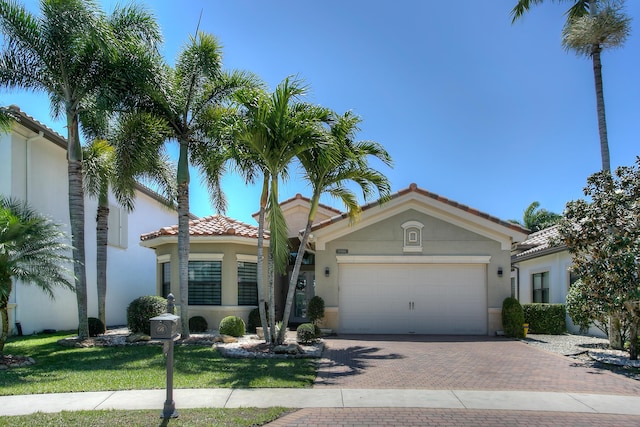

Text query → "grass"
[0,331,316,396]
[0,407,291,427]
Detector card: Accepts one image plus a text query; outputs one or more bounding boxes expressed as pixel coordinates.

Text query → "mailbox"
[150,313,179,340]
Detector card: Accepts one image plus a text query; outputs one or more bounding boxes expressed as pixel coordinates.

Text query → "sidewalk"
[2,388,640,417]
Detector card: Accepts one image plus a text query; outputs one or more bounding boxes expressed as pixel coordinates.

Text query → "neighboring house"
[143,183,528,335]
[510,225,602,336]
[0,106,177,335]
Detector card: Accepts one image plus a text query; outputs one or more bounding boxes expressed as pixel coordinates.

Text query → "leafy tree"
[232,77,331,344]
[511,0,631,173]
[566,279,610,335]
[0,196,74,354]
[82,113,175,327]
[277,111,392,344]
[139,31,258,338]
[509,201,562,232]
[0,0,161,339]
[558,158,640,359]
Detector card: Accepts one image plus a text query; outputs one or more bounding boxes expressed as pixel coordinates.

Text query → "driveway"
[313,335,640,395]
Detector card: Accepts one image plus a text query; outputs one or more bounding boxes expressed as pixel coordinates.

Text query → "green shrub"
[502,297,525,338]
[522,304,567,334]
[566,279,609,335]
[247,308,261,333]
[87,317,105,337]
[307,296,325,324]
[127,295,167,335]
[219,316,245,337]
[296,323,317,344]
[188,316,208,333]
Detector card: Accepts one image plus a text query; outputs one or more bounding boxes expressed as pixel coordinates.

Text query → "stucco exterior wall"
[2,119,177,335]
[314,209,512,333]
[148,241,269,330]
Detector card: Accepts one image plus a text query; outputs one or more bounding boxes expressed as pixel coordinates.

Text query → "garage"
[338,262,487,334]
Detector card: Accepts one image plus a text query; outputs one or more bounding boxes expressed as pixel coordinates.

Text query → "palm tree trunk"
[591,44,610,173]
[67,112,89,340]
[268,252,276,343]
[177,141,190,338]
[278,219,313,344]
[96,203,109,327]
[0,289,10,355]
[256,176,270,344]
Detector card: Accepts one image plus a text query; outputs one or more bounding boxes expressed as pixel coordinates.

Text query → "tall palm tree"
[277,111,392,344]
[140,31,259,338]
[509,201,562,232]
[83,113,176,327]
[233,77,331,343]
[511,0,630,172]
[0,196,74,354]
[0,0,161,339]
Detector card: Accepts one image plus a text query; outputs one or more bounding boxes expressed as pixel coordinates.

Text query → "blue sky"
[5,1,640,226]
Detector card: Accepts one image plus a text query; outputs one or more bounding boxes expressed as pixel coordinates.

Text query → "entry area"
[338,263,487,334]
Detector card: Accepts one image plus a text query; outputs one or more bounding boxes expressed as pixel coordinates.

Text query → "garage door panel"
[339,264,487,335]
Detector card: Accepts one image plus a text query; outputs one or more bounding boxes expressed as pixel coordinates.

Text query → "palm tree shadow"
[313,344,404,385]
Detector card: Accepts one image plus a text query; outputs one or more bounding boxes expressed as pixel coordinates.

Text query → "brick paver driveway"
[314,335,640,394]
[267,335,640,427]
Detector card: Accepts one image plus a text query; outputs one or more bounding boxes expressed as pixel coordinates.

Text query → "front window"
[532,272,549,303]
[188,261,221,305]
[237,261,258,306]
[161,262,171,298]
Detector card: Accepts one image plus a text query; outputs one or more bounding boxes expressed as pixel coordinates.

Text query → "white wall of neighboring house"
[514,250,606,337]
[1,109,177,335]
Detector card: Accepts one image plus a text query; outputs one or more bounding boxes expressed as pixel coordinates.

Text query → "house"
[143,183,528,335]
[0,106,178,335]
[511,225,604,336]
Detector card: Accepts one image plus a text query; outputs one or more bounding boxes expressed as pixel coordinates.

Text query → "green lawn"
[0,331,316,396]
[0,408,291,427]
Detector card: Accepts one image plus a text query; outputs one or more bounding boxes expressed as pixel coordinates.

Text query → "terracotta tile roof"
[512,225,566,260]
[311,183,530,235]
[253,193,343,219]
[140,214,266,241]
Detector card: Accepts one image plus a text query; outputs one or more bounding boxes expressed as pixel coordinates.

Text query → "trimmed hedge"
[296,323,317,344]
[219,316,245,337]
[127,295,167,335]
[247,308,261,333]
[307,296,325,324]
[87,317,105,337]
[523,303,566,335]
[189,316,208,333]
[502,297,525,338]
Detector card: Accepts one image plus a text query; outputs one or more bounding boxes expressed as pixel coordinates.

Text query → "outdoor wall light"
[497,267,503,277]
[325,267,330,277]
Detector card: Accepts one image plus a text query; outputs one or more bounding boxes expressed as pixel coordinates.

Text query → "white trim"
[236,254,258,263]
[157,254,171,264]
[336,255,491,264]
[140,235,267,248]
[189,253,224,262]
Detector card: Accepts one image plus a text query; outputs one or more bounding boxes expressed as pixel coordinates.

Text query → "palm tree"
[233,77,331,344]
[509,201,561,232]
[0,0,161,339]
[0,196,74,354]
[277,111,392,344]
[140,31,259,338]
[511,0,631,172]
[83,113,176,327]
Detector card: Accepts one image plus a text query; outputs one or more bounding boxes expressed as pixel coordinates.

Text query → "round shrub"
[296,323,317,344]
[307,296,325,324]
[219,316,245,337]
[502,297,525,338]
[247,307,261,333]
[127,295,167,335]
[189,316,208,333]
[87,317,105,337]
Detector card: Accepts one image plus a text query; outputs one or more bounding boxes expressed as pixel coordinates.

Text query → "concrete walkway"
[2,388,640,417]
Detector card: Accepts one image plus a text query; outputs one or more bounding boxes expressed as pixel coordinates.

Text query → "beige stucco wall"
[150,241,269,330]
[314,209,512,334]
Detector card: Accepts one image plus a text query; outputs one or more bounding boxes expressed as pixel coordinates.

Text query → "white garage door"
[339,263,487,334]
